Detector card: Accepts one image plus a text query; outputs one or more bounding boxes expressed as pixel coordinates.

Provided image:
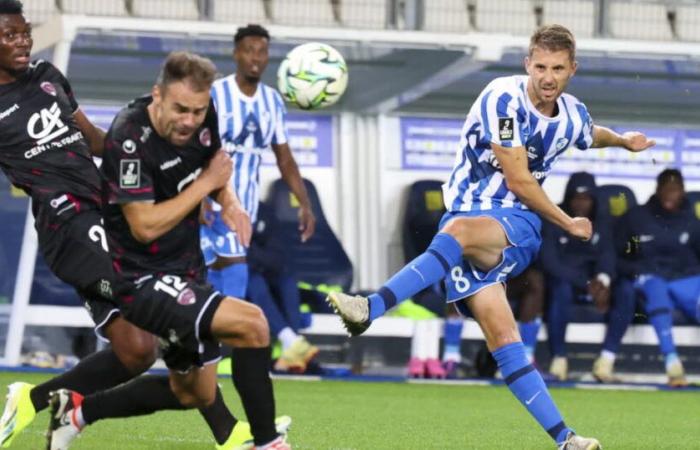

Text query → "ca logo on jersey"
[120,159,141,189]
[27,102,68,145]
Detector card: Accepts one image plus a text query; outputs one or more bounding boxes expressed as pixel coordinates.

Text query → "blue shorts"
[439,208,542,314]
[200,211,247,266]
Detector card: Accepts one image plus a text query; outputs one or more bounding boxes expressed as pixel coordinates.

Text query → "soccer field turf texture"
[1,372,697,449]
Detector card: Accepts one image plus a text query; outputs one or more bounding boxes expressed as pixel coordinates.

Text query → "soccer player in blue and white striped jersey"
[328,25,655,450]
[201,25,315,298]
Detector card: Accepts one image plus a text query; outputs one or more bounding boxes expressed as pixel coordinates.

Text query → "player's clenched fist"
[566,217,592,241]
[200,150,232,191]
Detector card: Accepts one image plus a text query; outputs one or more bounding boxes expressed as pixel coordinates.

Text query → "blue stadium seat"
[595,184,638,220]
[684,191,700,220]
[402,180,445,263]
[265,178,353,292]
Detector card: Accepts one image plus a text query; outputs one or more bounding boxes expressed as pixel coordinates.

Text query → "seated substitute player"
[200,24,315,299]
[0,3,282,449]
[328,25,654,450]
[616,168,700,387]
[46,52,290,450]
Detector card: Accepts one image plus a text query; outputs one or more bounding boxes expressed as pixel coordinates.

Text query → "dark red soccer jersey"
[0,60,101,237]
[101,96,221,281]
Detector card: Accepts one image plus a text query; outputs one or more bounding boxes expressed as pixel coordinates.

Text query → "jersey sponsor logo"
[0,103,19,121]
[160,156,182,171]
[532,170,546,180]
[498,117,514,141]
[27,102,69,145]
[199,128,211,147]
[119,159,141,189]
[122,139,137,154]
[40,81,57,96]
[177,168,203,192]
[527,146,538,160]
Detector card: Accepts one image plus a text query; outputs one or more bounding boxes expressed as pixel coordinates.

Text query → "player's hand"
[299,205,316,243]
[566,217,592,241]
[622,131,655,153]
[221,204,252,247]
[199,199,214,226]
[201,150,233,191]
[588,279,611,313]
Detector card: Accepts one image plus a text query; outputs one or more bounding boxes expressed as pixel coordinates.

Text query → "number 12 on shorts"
[154,275,187,297]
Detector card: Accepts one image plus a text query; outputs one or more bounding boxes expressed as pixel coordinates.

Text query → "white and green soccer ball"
[277,42,348,110]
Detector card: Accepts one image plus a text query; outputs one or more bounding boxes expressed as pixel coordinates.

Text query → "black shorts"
[119,275,224,372]
[40,210,120,339]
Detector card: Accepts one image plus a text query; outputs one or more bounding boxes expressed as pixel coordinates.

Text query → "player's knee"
[440,218,470,248]
[106,321,158,373]
[240,305,270,347]
[169,377,216,409]
[489,329,521,350]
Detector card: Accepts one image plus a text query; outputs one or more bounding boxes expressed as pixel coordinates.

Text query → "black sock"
[231,347,277,446]
[29,349,134,412]
[198,387,237,445]
[81,375,186,424]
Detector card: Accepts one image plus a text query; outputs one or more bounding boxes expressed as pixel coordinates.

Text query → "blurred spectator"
[616,169,700,387]
[507,265,546,367]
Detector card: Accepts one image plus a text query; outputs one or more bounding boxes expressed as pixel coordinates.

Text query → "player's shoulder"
[211,73,235,91]
[559,91,588,112]
[482,75,527,98]
[25,59,61,80]
[109,96,150,140]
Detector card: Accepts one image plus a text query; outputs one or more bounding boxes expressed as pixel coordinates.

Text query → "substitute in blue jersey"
[328,25,655,450]
[200,25,315,299]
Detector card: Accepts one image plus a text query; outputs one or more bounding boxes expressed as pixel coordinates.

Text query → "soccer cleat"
[273,337,319,373]
[0,382,36,448]
[407,358,425,378]
[326,292,371,336]
[424,358,446,379]
[666,359,689,388]
[549,356,568,381]
[46,390,83,450]
[591,357,619,383]
[217,416,293,450]
[558,432,602,450]
[256,434,291,450]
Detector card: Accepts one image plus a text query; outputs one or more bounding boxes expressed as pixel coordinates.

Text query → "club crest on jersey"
[199,128,211,147]
[498,118,514,141]
[40,82,57,96]
[177,288,196,306]
[119,159,141,189]
[122,139,137,154]
[556,137,569,151]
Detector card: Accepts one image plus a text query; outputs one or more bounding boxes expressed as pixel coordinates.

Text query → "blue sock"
[442,318,463,360]
[518,318,541,362]
[493,342,573,445]
[208,268,223,292]
[219,263,249,299]
[368,233,462,320]
[641,277,676,355]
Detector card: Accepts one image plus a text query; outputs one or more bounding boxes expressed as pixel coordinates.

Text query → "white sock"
[277,327,298,350]
[600,350,616,362]
[411,321,428,359]
[424,319,441,360]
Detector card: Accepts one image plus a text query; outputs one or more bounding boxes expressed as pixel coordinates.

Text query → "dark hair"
[657,168,684,188]
[156,51,217,92]
[234,24,270,45]
[529,24,576,61]
[0,0,23,15]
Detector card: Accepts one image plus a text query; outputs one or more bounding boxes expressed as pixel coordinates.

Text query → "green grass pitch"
[1,371,697,449]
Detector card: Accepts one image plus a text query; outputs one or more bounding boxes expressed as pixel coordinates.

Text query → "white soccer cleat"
[325,292,371,336]
[666,359,689,388]
[549,356,568,381]
[591,357,619,383]
[46,390,82,450]
[558,432,602,450]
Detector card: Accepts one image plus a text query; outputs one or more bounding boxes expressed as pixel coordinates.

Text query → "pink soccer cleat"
[425,358,447,379]
[407,357,425,378]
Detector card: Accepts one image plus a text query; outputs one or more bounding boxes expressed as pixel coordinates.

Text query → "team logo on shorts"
[98,279,113,298]
[122,139,137,154]
[40,82,56,96]
[119,159,141,189]
[199,128,211,147]
[498,118,514,141]
[177,288,196,306]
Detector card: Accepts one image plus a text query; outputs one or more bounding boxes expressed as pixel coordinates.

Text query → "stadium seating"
[60,0,129,16]
[609,1,673,40]
[340,0,387,29]
[401,180,445,262]
[422,0,472,33]
[22,0,59,24]
[596,184,638,220]
[475,0,537,35]
[212,0,269,24]
[131,0,200,20]
[542,0,595,38]
[266,178,353,292]
[676,4,700,42]
[270,0,337,27]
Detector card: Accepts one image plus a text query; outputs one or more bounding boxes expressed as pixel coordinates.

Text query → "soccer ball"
[277,42,348,110]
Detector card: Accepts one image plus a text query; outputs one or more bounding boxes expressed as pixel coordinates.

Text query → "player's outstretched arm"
[591,125,655,152]
[272,143,316,242]
[214,185,252,247]
[122,151,233,243]
[74,109,106,157]
[493,143,592,241]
